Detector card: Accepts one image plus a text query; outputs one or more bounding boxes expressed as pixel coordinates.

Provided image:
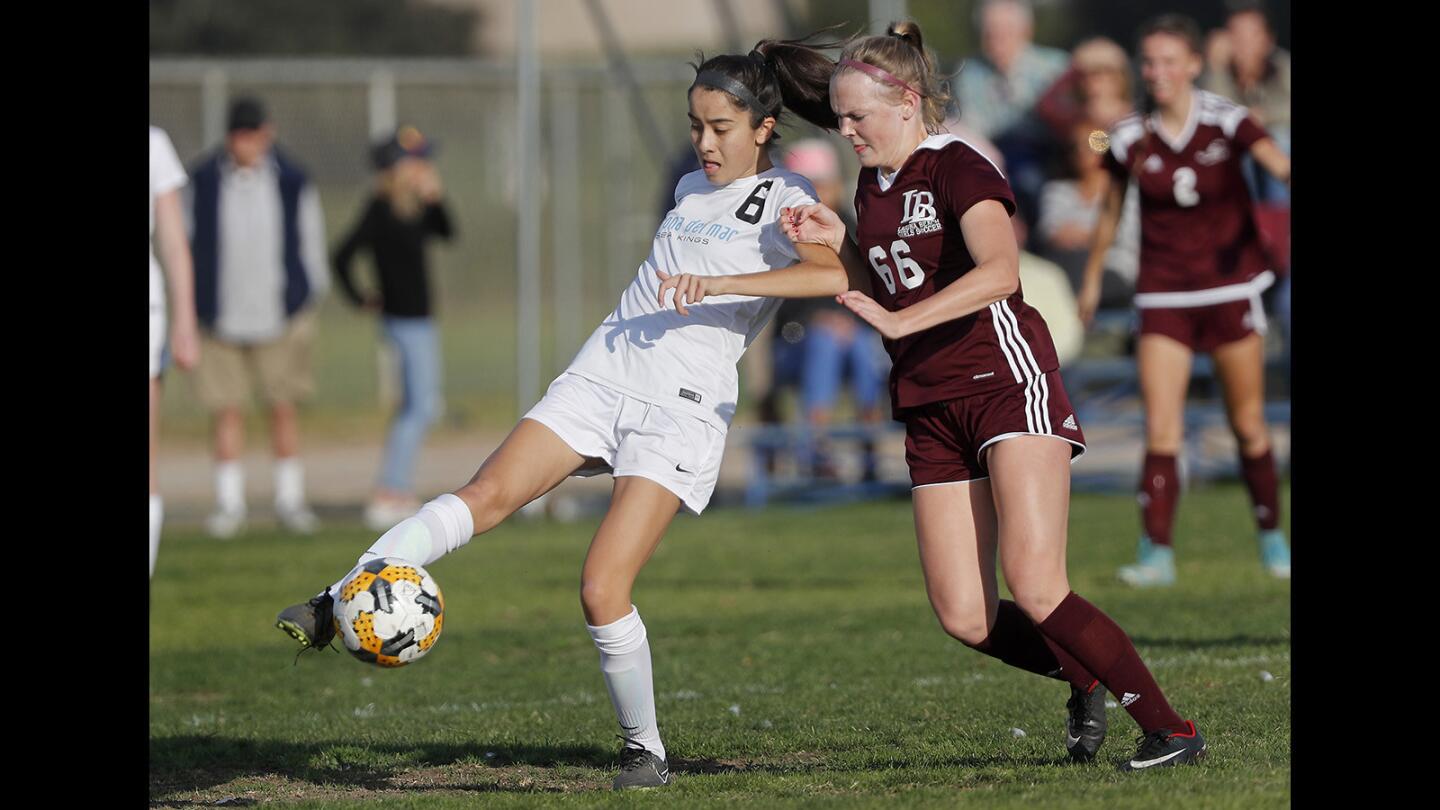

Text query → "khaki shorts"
[195,311,317,410]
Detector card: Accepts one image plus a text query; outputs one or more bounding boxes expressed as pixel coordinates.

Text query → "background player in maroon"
[1079,15,1291,587]
[773,21,1207,772]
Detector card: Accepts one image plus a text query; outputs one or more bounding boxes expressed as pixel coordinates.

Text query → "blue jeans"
[801,323,887,414]
[379,317,442,492]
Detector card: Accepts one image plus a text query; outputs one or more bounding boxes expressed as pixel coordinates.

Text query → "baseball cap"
[227,97,269,132]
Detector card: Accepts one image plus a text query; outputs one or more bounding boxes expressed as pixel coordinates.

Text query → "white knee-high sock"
[588,606,665,760]
[329,493,474,594]
[274,457,306,512]
[149,495,163,578]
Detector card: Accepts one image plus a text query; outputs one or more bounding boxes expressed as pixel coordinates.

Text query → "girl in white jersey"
[276,40,849,790]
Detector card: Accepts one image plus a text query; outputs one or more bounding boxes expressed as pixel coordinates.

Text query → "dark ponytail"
[691,27,850,140]
[757,20,953,135]
[753,28,851,131]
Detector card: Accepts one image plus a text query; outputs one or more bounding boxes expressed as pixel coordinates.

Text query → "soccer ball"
[333,557,445,667]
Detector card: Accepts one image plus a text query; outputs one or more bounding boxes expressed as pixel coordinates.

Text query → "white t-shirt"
[566,167,817,432]
[150,127,187,308]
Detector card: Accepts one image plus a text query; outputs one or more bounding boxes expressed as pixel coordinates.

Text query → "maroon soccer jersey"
[1104,90,1271,295]
[854,134,1060,415]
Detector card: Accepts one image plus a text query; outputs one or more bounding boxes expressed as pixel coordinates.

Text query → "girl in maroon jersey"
[1078,15,1291,587]
[751,20,1208,771]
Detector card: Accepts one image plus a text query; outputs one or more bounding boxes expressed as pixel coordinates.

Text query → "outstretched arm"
[656,241,845,316]
[784,203,871,295]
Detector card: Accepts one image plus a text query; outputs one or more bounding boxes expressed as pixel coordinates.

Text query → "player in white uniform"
[150,126,201,579]
[275,41,849,789]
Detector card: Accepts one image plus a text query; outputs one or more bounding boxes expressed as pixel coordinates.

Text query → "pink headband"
[838,59,923,98]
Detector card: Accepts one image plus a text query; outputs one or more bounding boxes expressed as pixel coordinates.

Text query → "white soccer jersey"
[566,166,817,432]
[150,126,187,308]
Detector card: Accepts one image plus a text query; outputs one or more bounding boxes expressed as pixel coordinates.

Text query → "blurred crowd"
[740,0,1290,478]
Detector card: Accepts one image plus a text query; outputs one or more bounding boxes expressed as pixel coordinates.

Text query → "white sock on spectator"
[274,457,306,512]
[588,606,665,761]
[216,461,245,515]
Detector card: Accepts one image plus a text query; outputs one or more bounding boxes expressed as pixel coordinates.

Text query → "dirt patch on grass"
[150,762,603,806]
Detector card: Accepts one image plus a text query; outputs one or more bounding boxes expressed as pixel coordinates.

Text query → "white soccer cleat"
[277,504,320,535]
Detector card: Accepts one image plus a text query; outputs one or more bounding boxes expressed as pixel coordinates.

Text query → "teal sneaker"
[1258,529,1290,579]
[1117,536,1176,587]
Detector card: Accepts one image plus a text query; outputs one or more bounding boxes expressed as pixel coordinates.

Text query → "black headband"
[692,70,774,117]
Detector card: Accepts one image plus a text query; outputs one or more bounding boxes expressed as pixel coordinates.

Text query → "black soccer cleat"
[1065,681,1108,762]
[275,588,337,653]
[1120,720,1207,771]
[612,738,670,790]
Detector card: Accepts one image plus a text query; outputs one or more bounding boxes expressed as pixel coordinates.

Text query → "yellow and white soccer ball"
[333,557,444,668]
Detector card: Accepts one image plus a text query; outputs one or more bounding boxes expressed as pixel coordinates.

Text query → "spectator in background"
[759,139,887,480]
[186,97,329,538]
[952,0,1069,228]
[151,126,201,578]
[1037,121,1140,306]
[333,127,456,531]
[1200,2,1290,203]
[1036,37,1136,140]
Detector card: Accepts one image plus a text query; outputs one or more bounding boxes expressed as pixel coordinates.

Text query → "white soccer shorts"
[523,373,727,515]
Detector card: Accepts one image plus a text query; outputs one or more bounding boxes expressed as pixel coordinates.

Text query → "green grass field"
[149,484,1290,808]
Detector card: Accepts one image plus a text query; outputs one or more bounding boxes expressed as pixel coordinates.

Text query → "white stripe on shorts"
[990,302,1024,384]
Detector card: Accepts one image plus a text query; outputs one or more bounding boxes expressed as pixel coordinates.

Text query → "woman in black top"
[334,126,455,529]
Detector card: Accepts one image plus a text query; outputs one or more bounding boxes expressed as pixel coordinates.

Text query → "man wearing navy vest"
[186,97,329,538]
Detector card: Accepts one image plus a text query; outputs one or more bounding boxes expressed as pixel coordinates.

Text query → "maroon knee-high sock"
[1038,591,1187,734]
[971,600,1099,693]
[1239,448,1280,531]
[1138,452,1179,547]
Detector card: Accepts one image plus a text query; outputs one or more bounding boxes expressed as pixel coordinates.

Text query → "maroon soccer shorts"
[904,370,1087,487]
[1137,299,1264,354]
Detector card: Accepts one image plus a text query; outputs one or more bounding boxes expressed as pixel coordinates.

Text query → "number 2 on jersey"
[1172,167,1200,207]
[868,239,924,294]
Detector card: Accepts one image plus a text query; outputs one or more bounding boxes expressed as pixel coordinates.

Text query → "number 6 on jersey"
[867,239,925,294]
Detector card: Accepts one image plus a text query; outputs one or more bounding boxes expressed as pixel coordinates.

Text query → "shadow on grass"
[149,735,610,796]
[1128,635,1290,649]
[671,752,1078,776]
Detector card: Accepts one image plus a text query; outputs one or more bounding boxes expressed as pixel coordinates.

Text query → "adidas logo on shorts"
[1062,414,1078,431]
[1121,692,1141,707]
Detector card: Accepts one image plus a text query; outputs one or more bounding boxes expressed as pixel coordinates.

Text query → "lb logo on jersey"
[897,190,942,238]
[1143,154,1165,173]
[1195,138,1230,166]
